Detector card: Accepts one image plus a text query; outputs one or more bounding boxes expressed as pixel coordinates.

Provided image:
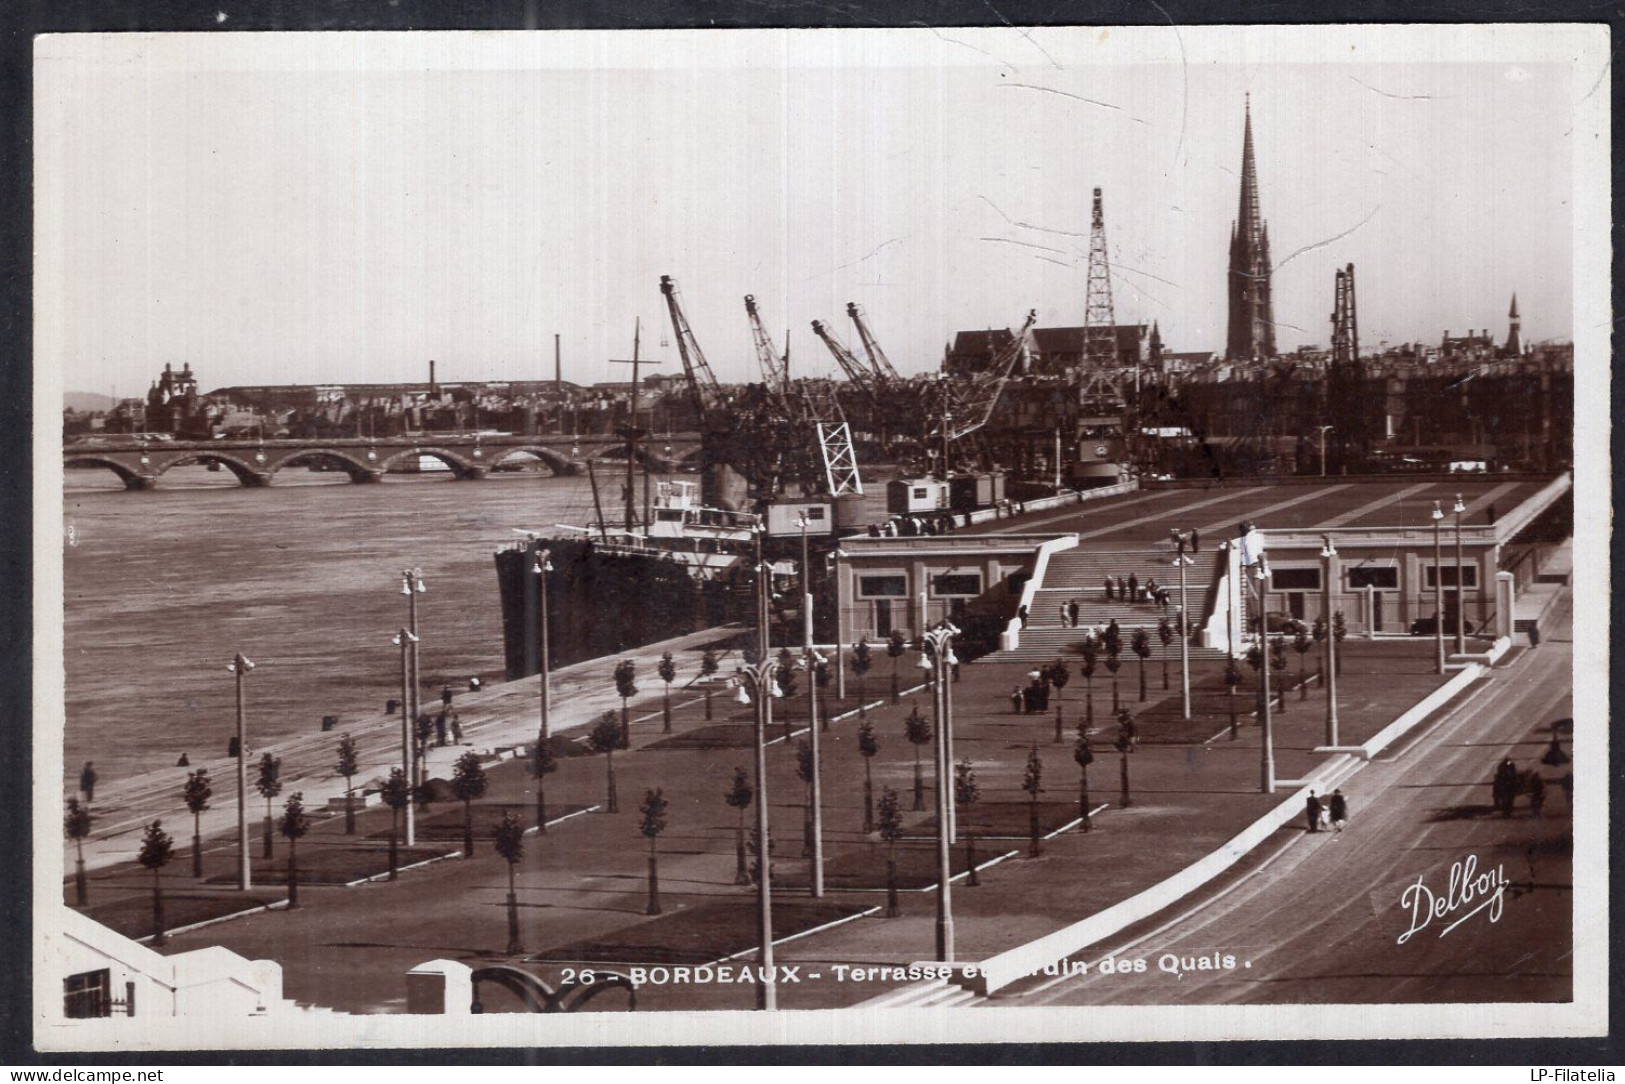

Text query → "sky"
[35,28,1586,398]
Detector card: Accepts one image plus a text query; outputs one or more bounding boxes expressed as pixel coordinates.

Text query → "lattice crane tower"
[1083,187,1119,371]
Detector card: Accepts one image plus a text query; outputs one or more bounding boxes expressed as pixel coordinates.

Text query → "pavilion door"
[874,600,893,639]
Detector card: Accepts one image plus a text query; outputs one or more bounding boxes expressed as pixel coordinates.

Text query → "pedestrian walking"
[1493,757,1518,817]
[1527,773,1546,818]
[1018,605,1030,629]
[1128,572,1139,600]
[435,713,448,746]
[80,761,97,803]
[451,715,464,744]
[1058,602,1069,627]
[1329,789,1348,831]
[1010,687,1024,714]
[1117,576,1127,599]
[441,685,454,708]
[1068,599,1080,628]
[1104,577,1115,601]
[1305,790,1322,833]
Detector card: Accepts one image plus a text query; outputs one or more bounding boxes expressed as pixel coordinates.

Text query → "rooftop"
[962,475,1562,549]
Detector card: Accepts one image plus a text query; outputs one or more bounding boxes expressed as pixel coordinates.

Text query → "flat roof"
[964,477,1560,549]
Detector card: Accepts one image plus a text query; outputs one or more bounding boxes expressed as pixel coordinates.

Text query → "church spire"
[1226,95,1276,360]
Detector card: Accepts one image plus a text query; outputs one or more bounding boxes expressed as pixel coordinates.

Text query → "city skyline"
[37,30,1579,397]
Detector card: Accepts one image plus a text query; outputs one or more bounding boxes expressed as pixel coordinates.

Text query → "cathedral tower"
[1226,97,1276,360]
[1504,294,1524,355]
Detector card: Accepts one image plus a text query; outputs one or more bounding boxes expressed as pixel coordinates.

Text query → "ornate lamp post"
[829,549,847,701]
[1319,535,1340,746]
[796,514,827,898]
[1452,493,1468,655]
[227,653,255,891]
[401,567,427,783]
[532,550,553,745]
[918,621,960,962]
[1431,500,1446,674]
[1239,522,1274,794]
[391,628,419,847]
[733,660,780,1010]
[1167,529,1198,720]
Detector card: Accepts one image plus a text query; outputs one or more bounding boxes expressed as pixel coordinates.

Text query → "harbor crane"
[846,302,903,385]
[660,275,724,416]
[931,308,1039,471]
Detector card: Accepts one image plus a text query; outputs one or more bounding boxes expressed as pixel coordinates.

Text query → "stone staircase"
[992,547,1231,663]
[994,624,1234,665]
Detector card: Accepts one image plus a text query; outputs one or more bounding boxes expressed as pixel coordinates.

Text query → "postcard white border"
[32,21,1610,1050]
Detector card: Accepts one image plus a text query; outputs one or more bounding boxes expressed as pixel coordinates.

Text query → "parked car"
[1409,614,1474,636]
[1263,612,1301,634]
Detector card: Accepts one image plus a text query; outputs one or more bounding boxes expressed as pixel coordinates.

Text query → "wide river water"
[62,463,894,792]
[60,464,677,790]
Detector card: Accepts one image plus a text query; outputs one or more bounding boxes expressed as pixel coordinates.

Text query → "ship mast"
[608,319,659,537]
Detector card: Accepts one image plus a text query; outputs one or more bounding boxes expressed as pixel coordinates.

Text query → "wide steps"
[989,627,1230,664]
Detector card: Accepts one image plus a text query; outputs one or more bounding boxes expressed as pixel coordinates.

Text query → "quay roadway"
[960,477,1547,547]
[72,620,1510,1014]
[988,592,1574,1008]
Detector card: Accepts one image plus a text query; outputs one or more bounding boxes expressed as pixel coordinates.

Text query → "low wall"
[1356,662,1483,760]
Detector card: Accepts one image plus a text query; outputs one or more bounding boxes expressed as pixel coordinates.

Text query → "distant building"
[945,323,1152,379]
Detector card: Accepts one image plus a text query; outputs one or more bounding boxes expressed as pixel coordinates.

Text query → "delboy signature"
[1397,854,1510,944]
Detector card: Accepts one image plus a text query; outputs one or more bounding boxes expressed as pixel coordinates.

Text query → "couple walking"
[1057,598,1081,627]
[1305,788,1348,833]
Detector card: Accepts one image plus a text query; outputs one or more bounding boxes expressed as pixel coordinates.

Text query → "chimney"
[429,359,437,394]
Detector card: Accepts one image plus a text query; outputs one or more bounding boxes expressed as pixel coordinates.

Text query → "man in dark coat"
[1011,687,1024,714]
[1329,789,1348,831]
[1493,757,1519,817]
[1305,790,1322,832]
[1128,573,1139,601]
[1068,599,1080,628]
[80,762,97,803]
[1104,577,1115,601]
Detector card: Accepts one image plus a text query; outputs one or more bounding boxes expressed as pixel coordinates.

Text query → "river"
[61,464,659,790]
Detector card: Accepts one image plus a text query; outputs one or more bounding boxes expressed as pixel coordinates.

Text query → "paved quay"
[68,625,1492,1014]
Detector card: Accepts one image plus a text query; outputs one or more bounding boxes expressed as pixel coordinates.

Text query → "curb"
[702,904,883,967]
[135,898,290,944]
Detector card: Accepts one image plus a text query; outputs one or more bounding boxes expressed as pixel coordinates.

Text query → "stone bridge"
[64,433,703,490]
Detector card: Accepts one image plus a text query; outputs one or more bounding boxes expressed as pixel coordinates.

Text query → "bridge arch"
[584,444,694,473]
[270,449,381,482]
[376,446,480,478]
[163,453,272,487]
[488,446,575,476]
[63,455,146,489]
